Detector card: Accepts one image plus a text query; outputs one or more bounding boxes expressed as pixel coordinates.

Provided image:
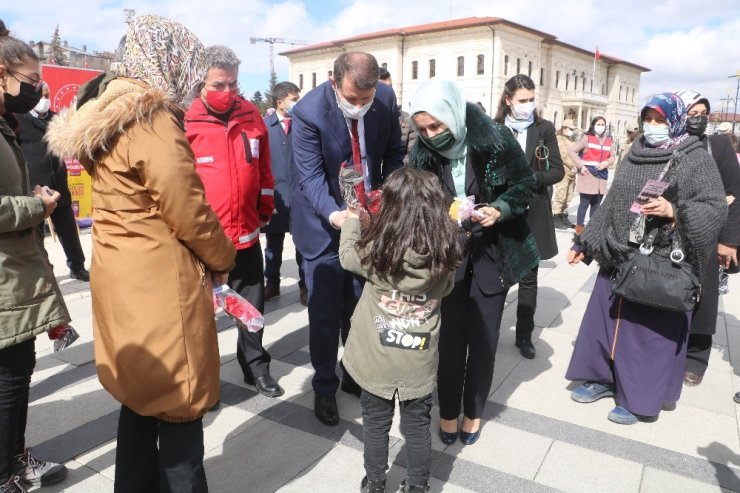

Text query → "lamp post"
[729,71,740,134]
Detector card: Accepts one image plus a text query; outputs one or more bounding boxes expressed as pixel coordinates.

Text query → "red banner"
[40,65,103,112]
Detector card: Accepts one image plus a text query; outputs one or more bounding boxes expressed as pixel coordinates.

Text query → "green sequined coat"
[408,103,540,288]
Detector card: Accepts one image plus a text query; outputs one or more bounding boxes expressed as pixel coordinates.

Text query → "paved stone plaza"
[28,214,740,492]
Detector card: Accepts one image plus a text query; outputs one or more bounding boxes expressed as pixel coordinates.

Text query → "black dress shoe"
[245,374,284,398]
[340,377,362,397]
[69,267,90,282]
[314,394,339,426]
[299,285,308,306]
[515,340,536,359]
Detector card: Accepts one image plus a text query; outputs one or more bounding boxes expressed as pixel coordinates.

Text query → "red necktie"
[349,118,366,204]
[350,119,363,174]
[283,117,291,135]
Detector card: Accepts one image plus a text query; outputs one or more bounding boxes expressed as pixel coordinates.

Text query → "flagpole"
[592,47,597,93]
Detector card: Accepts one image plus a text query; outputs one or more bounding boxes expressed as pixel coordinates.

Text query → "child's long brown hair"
[356,167,461,282]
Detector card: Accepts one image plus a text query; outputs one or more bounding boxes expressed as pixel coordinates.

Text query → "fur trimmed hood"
[46,78,179,170]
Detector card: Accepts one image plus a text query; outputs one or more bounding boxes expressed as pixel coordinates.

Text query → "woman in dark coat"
[566,93,727,425]
[676,90,740,387]
[494,75,564,359]
[408,79,539,445]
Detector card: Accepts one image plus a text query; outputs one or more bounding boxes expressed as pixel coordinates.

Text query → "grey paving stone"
[203,419,336,493]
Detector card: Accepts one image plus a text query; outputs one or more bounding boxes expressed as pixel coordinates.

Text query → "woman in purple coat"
[565,93,727,425]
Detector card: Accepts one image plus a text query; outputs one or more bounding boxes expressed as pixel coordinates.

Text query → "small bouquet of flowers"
[339,163,382,215]
[47,324,80,352]
[213,285,264,332]
[448,195,485,225]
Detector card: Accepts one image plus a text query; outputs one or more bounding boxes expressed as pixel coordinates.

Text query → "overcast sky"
[3,0,740,115]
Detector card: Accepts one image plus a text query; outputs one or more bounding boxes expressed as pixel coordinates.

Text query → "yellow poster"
[65,159,92,223]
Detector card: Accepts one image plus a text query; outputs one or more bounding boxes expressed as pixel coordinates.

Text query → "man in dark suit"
[16,83,89,281]
[291,52,404,425]
[262,81,307,305]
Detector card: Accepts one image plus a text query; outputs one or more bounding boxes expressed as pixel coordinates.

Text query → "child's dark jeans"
[360,389,432,487]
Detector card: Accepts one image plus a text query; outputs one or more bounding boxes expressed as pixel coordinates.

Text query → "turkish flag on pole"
[595,46,601,60]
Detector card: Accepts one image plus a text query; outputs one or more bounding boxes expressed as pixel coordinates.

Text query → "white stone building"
[281,17,649,136]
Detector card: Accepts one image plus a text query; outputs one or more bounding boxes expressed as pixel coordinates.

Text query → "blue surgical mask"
[643,123,670,146]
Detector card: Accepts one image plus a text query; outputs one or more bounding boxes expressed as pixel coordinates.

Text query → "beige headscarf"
[114,14,207,105]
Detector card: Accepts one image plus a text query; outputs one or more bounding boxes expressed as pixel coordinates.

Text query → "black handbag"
[611,224,701,312]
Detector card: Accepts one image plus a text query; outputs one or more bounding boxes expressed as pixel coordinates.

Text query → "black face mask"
[422,128,456,152]
[4,81,43,114]
[686,115,708,136]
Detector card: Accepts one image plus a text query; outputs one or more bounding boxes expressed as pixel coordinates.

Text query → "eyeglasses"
[205,80,239,92]
[7,70,44,91]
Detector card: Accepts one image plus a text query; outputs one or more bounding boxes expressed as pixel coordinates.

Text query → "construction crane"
[249,37,310,80]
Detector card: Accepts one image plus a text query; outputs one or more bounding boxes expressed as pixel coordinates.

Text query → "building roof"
[279,16,650,73]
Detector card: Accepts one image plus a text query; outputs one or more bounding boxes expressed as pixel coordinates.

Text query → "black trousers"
[360,390,432,487]
[230,244,272,379]
[303,249,364,396]
[114,405,207,493]
[515,266,538,343]
[686,256,721,376]
[39,204,85,271]
[264,232,305,288]
[0,339,34,484]
[437,263,508,420]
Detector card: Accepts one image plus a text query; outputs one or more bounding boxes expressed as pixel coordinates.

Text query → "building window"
[573,75,577,90]
[477,54,484,75]
[556,70,560,88]
[582,77,586,90]
[312,72,316,88]
[516,58,521,74]
[632,91,635,103]
[504,55,509,75]
[429,59,436,78]
[412,61,418,80]
[619,86,623,100]
[528,61,532,77]
[602,84,605,95]
[457,56,464,77]
[565,74,569,90]
[540,68,544,86]
[299,74,303,89]
[590,79,593,92]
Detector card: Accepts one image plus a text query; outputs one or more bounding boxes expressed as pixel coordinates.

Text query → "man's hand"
[640,197,674,218]
[596,161,610,170]
[33,185,60,219]
[578,167,590,176]
[329,210,349,229]
[471,206,501,228]
[718,243,738,269]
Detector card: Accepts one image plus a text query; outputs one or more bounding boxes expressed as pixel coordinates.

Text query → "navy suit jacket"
[262,112,295,234]
[291,80,404,259]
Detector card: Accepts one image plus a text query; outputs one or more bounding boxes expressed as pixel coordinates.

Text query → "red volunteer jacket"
[185,96,274,249]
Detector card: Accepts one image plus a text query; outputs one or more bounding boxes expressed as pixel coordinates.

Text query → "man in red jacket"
[185,45,283,397]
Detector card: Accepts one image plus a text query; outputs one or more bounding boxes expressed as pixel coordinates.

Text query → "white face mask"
[335,87,374,120]
[594,124,606,135]
[34,97,51,114]
[511,101,536,121]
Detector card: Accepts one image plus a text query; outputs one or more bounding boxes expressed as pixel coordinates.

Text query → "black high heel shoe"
[459,428,481,445]
[439,427,458,445]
